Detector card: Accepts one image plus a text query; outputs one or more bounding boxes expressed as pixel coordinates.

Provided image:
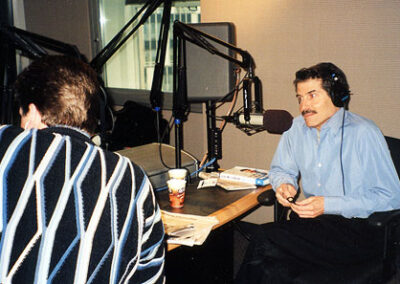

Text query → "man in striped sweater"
[0,55,165,283]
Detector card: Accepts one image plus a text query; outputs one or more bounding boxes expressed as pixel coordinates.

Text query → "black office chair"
[257,136,400,283]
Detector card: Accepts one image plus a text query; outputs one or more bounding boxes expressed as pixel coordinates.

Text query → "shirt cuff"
[270,177,298,192]
[324,196,343,215]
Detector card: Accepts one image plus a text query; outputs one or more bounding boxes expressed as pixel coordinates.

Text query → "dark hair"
[14,55,100,134]
[293,62,351,109]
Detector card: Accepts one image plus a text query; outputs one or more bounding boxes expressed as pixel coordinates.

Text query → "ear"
[26,104,47,129]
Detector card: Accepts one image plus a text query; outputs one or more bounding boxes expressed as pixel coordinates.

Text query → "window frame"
[88,0,202,112]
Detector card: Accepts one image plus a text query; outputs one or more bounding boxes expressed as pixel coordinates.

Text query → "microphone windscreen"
[263,109,293,134]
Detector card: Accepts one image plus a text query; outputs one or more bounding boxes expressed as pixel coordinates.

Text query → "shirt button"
[318,163,322,168]
[317,183,321,187]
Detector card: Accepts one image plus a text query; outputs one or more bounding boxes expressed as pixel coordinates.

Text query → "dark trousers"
[235,213,385,284]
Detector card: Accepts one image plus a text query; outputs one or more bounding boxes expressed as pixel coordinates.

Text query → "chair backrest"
[385,136,400,178]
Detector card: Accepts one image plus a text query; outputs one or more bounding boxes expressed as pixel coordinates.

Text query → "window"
[93,0,200,95]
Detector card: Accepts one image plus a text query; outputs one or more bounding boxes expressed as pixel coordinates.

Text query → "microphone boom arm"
[173,21,254,71]
[172,21,259,169]
[89,0,172,111]
[90,0,167,72]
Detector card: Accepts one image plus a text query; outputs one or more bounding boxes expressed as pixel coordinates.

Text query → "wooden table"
[157,180,272,283]
[156,180,272,250]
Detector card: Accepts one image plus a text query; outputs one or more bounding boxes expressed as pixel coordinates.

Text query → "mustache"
[302,109,317,116]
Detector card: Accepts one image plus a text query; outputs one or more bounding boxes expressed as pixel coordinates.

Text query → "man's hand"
[275,183,297,207]
[290,196,324,218]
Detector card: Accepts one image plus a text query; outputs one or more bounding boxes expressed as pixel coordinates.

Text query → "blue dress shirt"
[269,108,400,218]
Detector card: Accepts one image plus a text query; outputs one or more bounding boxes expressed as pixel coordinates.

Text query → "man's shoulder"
[0,125,48,154]
[0,124,26,139]
[344,112,388,150]
[346,111,382,133]
[0,125,142,172]
[58,131,146,181]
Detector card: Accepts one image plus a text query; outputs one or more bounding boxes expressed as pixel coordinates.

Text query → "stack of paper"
[216,178,257,191]
[161,210,219,246]
[198,171,257,191]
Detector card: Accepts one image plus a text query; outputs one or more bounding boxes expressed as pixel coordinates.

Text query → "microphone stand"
[172,21,257,170]
[253,76,263,112]
[0,25,85,125]
[206,101,221,171]
[0,0,14,125]
[149,0,172,111]
[172,27,188,168]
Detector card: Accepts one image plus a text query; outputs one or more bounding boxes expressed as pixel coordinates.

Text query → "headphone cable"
[340,108,346,195]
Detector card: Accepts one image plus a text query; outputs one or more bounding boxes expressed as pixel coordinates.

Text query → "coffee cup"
[167,179,186,208]
[168,168,187,180]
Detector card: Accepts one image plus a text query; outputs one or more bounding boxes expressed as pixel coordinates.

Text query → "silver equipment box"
[117,143,198,189]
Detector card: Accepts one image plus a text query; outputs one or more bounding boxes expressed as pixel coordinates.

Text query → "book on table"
[219,166,269,186]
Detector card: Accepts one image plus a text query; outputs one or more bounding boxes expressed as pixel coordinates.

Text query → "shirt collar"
[40,125,93,144]
[321,107,346,136]
[302,107,346,137]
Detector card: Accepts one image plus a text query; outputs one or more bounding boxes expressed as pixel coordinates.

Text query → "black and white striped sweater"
[0,125,165,284]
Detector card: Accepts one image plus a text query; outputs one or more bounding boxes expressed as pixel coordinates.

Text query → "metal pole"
[0,0,16,124]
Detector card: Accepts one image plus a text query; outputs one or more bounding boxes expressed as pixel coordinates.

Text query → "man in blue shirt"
[236,62,400,283]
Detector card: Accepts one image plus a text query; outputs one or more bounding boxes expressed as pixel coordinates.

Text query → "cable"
[154,111,197,186]
[157,112,174,170]
[191,157,216,177]
[340,108,346,195]
[154,157,216,192]
[218,68,241,132]
[212,69,248,110]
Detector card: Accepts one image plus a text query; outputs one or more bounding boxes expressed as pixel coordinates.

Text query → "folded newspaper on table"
[198,171,258,191]
[161,210,219,246]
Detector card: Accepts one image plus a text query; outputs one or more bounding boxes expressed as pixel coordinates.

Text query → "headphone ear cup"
[330,74,349,107]
[330,86,344,107]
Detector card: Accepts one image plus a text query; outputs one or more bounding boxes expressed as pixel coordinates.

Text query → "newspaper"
[216,178,257,190]
[198,171,256,191]
[161,210,219,246]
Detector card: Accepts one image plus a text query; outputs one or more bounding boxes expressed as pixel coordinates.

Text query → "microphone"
[263,109,293,134]
[223,109,293,134]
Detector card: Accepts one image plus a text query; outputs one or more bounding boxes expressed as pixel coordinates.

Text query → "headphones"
[331,72,349,196]
[329,73,350,108]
